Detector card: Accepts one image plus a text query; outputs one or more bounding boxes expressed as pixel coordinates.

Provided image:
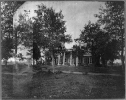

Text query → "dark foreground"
[2,66,125,99]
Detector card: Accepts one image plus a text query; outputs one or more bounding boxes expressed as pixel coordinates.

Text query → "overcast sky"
[14,1,105,57]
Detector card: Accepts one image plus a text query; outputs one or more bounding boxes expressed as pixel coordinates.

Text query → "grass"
[2,74,14,98]
[2,73,33,99]
[2,64,125,99]
[2,70,125,99]
[2,63,29,73]
[2,65,15,73]
[29,72,125,99]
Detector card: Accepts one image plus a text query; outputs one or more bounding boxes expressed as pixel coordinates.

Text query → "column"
[90,57,92,64]
[27,59,30,68]
[51,54,54,66]
[63,52,65,65]
[70,51,72,66]
[51,53,55,73]
[76,56,78,66]
[58,53,60,65]
[89,57,90,64]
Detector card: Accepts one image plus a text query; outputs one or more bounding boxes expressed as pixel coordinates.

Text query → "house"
[53,48,92,66]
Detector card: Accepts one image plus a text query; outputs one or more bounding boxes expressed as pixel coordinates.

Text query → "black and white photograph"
[1,0,125,99]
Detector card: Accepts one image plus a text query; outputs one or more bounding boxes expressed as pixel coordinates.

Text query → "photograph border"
[0,0,125,100]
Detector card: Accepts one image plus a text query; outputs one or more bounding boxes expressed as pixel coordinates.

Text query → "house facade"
[54,49,92,66]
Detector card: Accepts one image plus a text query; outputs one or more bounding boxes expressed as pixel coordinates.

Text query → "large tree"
[95,1,125,69]
[76,22,101,66]
[16,4,72,72]
[1,37,14,65]
[76,21,119,67]
[33,42,41,64]
[1,1,24,66]
[33,4,72,70]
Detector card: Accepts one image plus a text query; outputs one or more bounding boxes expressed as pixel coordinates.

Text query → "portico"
[55,49,92,66]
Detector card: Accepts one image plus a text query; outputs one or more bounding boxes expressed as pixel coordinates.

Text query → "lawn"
[29,72,125,99]
[2,69,125,99]
[2,63,29,74]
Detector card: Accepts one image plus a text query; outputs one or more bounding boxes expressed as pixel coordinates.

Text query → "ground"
[2,64,125,99]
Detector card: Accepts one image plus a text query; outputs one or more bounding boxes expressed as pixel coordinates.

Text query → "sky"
[14,1,105,57]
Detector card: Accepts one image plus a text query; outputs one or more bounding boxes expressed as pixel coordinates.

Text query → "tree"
[1,1,24,66]
[1,1,25,51]
[1,37,14,65]
[76,21,119,67]
[16,4,72,72]
[95,1,125,69]
[76,22,100,66]
[33,4,72,72]
[14,10,34,61]
[94,30,119,67]
[103,39,119,66]
[16,11,33,48]
[1,1,16,65]
[33,42,41,64]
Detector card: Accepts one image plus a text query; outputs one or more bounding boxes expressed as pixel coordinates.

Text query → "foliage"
[95,1,125,68]
[16,12,33,48]
[76,21,119,67]
[16,4,72,67]
[1,1,16,62]
[72,45,85,58]
[33,42,41,62]
[14,11,33,58]
[33,4,72,51]
[95,1,124,38]
[1,1,15,39]
[1,1,25,63]
[1,37,14,60]
[32,4,72,65]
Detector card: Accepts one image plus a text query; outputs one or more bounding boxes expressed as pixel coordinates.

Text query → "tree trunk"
[54,58,57,65]
[91,53,95,66]
[51,52,55,73]
[15,55,18,74]
[63,52,65,66]
[76,56,78,66]
[5,59,8,67]
[101,56,106,67]
[33,59,35,66]
[15,30,18,74]
[94,55,100,67]
[70,51,72,66]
